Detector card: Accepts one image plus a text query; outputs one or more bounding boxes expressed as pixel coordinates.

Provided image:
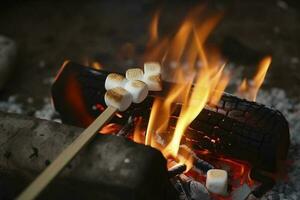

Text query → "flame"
[91,61,103,70]
[147,10,160,47]
[82,58,103,70]
[140,8,229,171]
[133,117,145,144]
[238,56,272,101]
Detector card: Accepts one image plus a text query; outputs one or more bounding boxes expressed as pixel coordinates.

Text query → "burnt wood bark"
[52,62,290,173]
[0,111,177,200]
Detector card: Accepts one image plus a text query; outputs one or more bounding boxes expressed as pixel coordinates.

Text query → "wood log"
[0,111,177,200]
[52,62,290,173]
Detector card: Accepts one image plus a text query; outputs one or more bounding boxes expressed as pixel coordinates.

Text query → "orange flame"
[147,10,160,47]
[140,8,230,171]
[91,61,103,70]
[133,117,145,144]
[83,58,103,70]
[238,56,272,101]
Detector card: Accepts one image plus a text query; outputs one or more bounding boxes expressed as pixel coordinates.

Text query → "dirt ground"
[0,0,299,113]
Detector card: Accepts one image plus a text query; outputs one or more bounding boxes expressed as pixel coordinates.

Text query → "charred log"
[52,62,290,173]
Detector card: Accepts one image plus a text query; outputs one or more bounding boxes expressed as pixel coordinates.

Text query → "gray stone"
[0,111,177,200]
[0,35,17,90]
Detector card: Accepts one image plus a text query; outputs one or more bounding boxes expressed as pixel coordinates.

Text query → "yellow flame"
[148,10,160,47]
[91,62,102,70]
[140,7,230,172]
[238,56,272,101]
[163,67,213,158]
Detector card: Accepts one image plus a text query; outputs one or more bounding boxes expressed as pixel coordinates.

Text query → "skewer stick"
[16,106,117,200]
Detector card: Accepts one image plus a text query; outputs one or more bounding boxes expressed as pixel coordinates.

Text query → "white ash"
[0,95,60,122]
[0,95,23,114]
[34,98,61,122]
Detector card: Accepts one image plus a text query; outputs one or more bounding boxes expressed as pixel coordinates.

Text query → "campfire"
[48,6,290,200]
[2,4,289,200]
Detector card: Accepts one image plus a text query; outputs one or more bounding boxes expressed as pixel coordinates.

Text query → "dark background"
[0,0,299,112]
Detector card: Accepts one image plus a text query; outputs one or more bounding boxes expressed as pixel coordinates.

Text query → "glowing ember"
[99,123,121,134]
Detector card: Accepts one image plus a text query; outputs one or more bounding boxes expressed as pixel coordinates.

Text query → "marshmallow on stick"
[126,68,144,81]
[17,64,162,200]
[124,80,148,103]
[104,87,133,111]
[143,62,162,91]
[105,73,127,90]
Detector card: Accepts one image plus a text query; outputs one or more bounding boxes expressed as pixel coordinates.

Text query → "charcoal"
[171,175,211,200]
[168,164,187,178]
[0,111,177,200]
[193,154,215,173]
[116,116,134,137]
[52,62,290,173]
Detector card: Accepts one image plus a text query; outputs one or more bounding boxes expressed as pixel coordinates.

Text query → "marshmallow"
[104,87,132,111]
[124,80,148,103]
[144,62,161,76]
[206,169,228,196]
[105,73,127,90]
[126,68,144,81]
[143,74,162,91]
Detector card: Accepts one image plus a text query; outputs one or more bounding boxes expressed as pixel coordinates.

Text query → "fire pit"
[0,2,296,200]
[50,7,290,199]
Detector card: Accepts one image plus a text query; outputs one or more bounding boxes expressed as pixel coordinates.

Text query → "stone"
[0,111,177,200]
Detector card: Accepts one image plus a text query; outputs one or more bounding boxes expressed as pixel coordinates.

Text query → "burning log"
[52,62,290,174]
[0,111,177,200]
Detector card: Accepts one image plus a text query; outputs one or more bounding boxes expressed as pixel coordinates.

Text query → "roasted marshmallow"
[143,74,162,91]
[105,73,127,90]
[104,87,132,111]
[143,62,162,91]
[126,68,144,81]
[144,62,161,76]
[124,80,148,103]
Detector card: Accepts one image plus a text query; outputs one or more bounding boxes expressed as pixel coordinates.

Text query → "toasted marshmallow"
[105,73,127,90]
[124,80,148,103]
[104,87,132,111]
[206,169,228,196]
[126,68,144,81]
[143,74,162,91]
[144,62,161,76]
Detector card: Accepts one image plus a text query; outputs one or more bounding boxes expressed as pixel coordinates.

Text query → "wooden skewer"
[16,106,118,200]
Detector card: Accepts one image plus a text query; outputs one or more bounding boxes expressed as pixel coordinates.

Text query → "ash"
[0,95,61,123]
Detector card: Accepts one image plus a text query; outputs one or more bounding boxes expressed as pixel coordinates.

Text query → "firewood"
[52,62,290,173]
